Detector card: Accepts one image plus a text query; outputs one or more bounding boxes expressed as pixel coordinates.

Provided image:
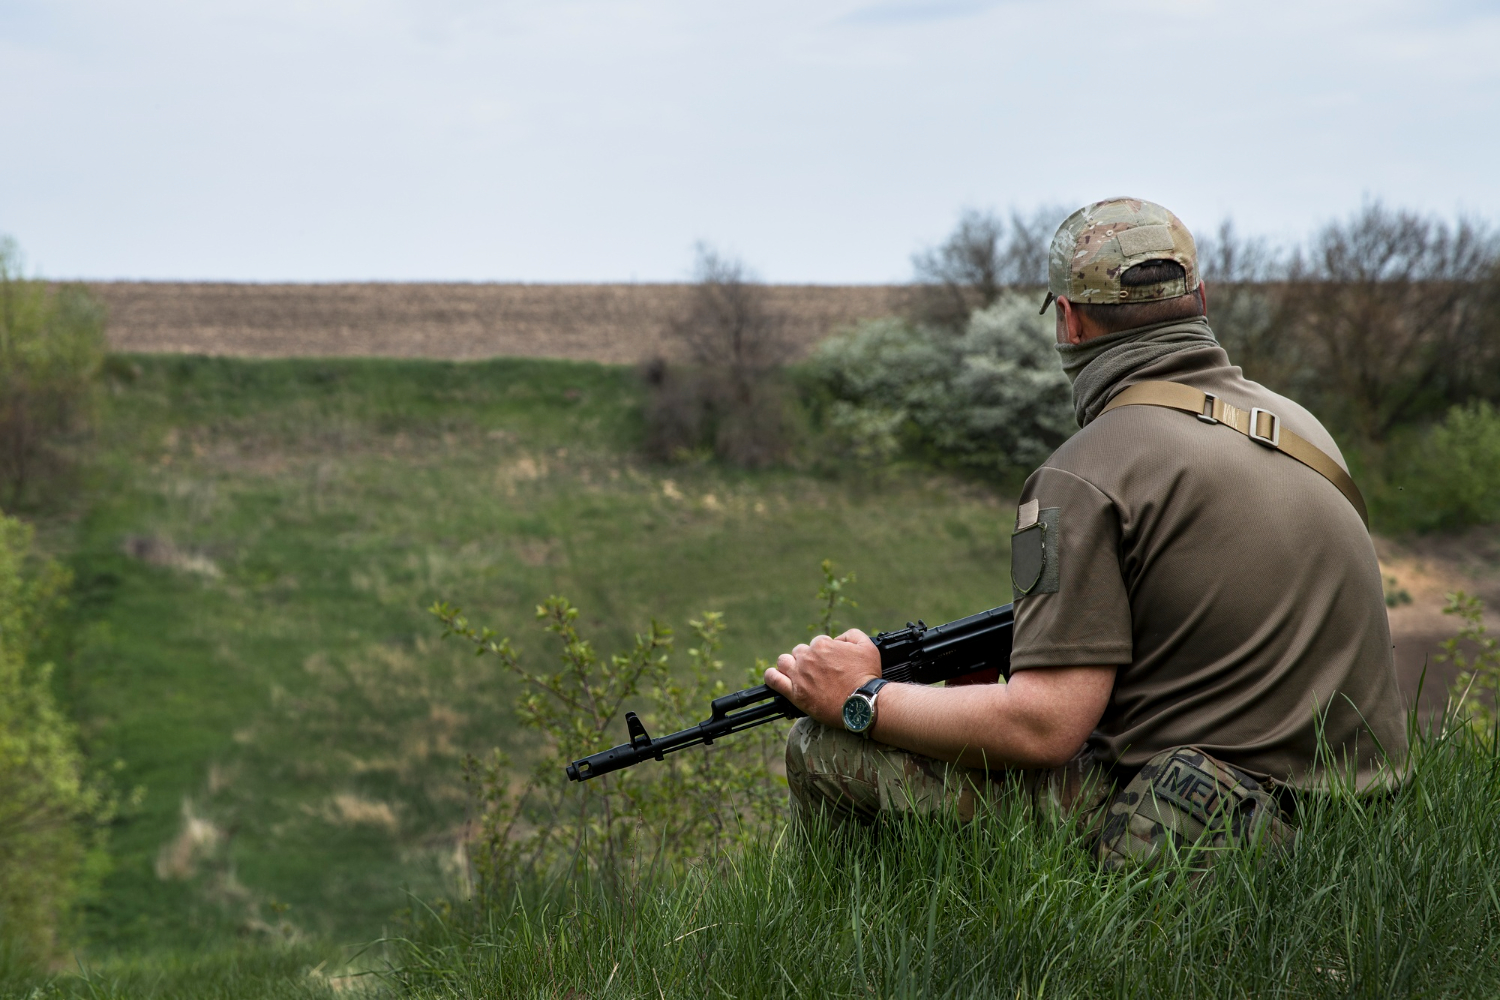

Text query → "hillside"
[46,354,1018,950]
[86,282,902,363]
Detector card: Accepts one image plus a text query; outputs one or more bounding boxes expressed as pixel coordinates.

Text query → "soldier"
[763,198,1407,867]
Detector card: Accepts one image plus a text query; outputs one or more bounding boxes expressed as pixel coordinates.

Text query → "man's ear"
[1197,279,1209,320]
[1056,297,1087,346]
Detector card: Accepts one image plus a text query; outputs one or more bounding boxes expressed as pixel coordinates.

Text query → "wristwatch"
[842,678,890,737]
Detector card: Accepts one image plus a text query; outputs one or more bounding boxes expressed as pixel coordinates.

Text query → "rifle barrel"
[565,686,803,781]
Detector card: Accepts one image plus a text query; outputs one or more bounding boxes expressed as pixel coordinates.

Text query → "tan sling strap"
[1101,381,1369,528]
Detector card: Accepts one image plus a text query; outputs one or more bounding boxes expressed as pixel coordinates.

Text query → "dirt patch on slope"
[1378,529,1500,715]
[89,282,900,363]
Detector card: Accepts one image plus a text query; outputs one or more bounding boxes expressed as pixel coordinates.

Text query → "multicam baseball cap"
[1039,197,1199,314]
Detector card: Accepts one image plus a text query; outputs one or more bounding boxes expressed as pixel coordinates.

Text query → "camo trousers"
[785,719,1295,869]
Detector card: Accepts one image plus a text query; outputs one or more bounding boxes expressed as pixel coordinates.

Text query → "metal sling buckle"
[1248,407,1281,447]
[1197,392,1218,424]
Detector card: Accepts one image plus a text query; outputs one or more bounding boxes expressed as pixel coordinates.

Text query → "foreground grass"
[7,724,1498,997]
[390,725,1500,999]
[0,945,366,1000]
[37,355,1018,952]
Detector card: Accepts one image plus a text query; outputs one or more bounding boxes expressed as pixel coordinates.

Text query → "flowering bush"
[812,294,1074,474]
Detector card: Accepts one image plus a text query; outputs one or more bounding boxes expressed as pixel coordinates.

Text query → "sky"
[2,0,1498,283]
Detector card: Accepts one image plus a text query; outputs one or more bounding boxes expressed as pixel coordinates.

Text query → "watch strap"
[845,677,890,737]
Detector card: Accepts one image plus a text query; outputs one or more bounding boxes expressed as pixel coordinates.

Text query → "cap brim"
[1038,291,1055,315]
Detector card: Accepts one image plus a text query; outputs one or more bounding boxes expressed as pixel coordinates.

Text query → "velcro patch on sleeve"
[1011,507,1061,599]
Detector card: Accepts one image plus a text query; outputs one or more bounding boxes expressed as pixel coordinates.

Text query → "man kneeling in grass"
[764,198,1406,868]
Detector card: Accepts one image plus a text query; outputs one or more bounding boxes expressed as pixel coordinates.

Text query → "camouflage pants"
[785,719,1295,869]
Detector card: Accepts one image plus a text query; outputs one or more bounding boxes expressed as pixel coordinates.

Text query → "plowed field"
[88,282,901,363]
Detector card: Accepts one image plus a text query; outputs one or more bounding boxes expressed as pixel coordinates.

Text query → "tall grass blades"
[389,725,1500,998]
[0,943,359,999]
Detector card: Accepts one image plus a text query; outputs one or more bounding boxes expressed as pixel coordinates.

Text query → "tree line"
[646,203,1500,529]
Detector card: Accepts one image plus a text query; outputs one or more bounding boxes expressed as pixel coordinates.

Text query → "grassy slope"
[41,355,1018,953]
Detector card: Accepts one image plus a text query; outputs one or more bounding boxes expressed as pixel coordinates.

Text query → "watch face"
[843,695,874,733]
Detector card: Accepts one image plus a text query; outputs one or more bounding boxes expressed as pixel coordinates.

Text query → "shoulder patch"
[1011,507,1061,599]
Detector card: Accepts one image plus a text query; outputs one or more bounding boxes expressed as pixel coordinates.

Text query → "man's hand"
[763,628,881,728]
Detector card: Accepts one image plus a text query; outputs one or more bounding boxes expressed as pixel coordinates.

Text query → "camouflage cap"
[1040,197,1198,314]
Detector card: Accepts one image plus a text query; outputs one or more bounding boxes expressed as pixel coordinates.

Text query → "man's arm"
[763,629,1114,770]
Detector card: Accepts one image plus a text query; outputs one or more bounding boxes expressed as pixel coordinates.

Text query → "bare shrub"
[1197,220,1311,398]
[0,238,107,502]
[1281,204,1500,441]
[640,357,711,462]
[645,246,796,467]
[909,207,1066,329]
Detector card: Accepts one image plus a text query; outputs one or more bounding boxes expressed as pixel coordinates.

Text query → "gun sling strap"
[1101,381,1369,528]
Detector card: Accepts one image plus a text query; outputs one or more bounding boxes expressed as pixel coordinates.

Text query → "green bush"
[1379,400,1500,531]
[0,513,104,965]
[0,237,107,502]
[812,294,1074,474]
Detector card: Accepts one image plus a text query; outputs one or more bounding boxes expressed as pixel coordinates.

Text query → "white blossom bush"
[813,293,1075,473]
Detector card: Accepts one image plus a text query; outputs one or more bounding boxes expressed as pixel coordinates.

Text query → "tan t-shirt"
[1011,342,1406,791]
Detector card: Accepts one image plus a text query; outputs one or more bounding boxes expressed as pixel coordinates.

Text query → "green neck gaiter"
[1055,316,1220,427]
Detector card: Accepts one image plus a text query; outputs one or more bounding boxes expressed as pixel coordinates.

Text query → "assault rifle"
[565,604,1014,782]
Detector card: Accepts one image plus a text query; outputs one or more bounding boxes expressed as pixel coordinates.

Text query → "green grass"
[36,355,1020,956]
[0,945,363,1000]
[37,353,1498,998]
[389,724,1500,999]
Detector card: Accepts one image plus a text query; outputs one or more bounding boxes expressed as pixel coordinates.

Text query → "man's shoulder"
[1040,368,1347,483]
[1170,369,1350,473]
[1037,399,1191,484]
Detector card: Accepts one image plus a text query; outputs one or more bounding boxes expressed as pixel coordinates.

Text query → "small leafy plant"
[430,561,854,896]
[1440,590,1500,735]
[810,557,856,636]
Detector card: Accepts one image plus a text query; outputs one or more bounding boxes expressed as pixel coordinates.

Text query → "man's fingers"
[792,643,812,658]
[776,652,796,672]
[835,628,870,644]
[763,665,791,697]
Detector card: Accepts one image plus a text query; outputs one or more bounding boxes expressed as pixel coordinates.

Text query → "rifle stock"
[565,603,1013,782]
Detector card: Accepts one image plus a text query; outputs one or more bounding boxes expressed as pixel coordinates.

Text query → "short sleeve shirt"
[1010,343,1406,791]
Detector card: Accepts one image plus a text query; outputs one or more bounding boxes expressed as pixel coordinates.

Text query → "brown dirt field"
[88,282,902,364]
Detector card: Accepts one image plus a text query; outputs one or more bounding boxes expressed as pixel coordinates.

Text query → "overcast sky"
[2,0,1497,283]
